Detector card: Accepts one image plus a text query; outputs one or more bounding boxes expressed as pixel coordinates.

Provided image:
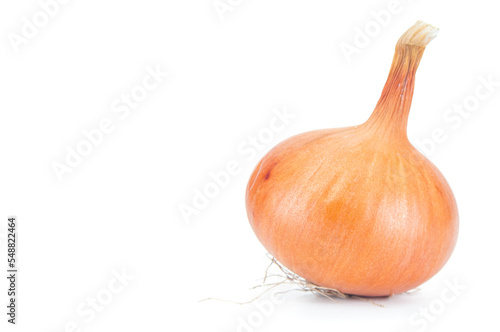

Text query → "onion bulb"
[245,21,458,297]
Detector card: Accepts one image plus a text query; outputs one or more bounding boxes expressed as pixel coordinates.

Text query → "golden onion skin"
[246,126,458,296]
[245,22,459,297]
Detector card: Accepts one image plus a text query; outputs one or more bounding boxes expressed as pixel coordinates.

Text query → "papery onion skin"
[245,22,458,297]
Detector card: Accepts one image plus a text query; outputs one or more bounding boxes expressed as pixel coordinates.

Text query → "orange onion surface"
[245,21,459,297]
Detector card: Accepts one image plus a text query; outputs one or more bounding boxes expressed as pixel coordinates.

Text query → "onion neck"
[363,21,438,142]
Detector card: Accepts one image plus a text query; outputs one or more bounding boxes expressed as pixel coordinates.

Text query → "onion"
[245,21,459,297]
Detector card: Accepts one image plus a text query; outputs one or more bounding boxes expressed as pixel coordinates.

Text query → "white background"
[1,0,499,331]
